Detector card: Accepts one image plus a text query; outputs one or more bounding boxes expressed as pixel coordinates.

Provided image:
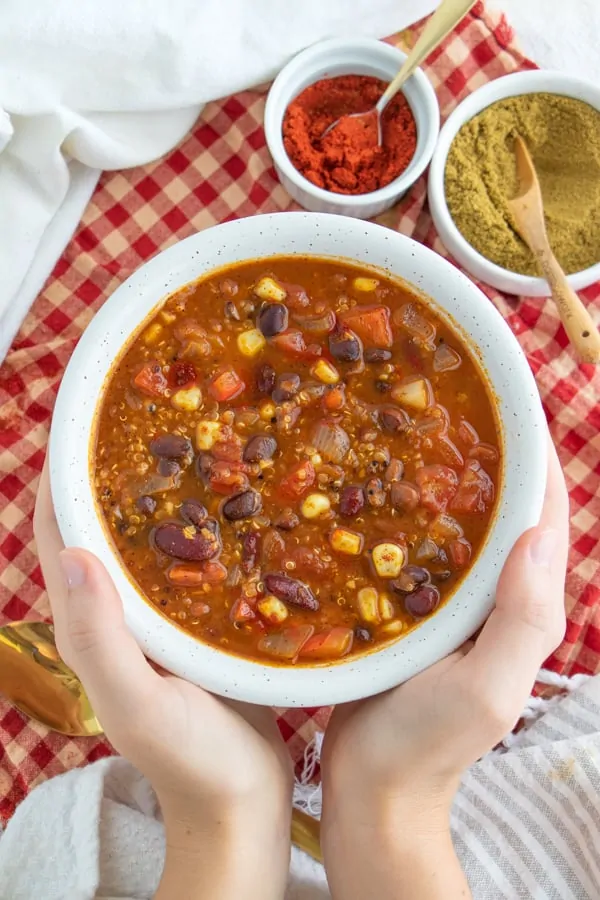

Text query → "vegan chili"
[282,75,417,194]
[94,257,501,666]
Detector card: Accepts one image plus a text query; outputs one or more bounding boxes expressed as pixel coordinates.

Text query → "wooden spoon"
[507,135,600,364]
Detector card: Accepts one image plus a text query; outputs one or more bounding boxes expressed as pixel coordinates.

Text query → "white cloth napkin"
[1,674,600,899]
[0,0,436,361]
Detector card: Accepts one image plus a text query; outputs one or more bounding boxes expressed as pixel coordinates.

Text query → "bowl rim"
[428,69,600,297]
[50,212,547,707]
[264,36,440,208]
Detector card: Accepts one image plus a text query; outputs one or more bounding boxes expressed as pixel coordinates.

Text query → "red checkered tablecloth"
[1,2,599,824]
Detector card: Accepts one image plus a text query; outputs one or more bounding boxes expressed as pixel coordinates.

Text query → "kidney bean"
[149,434,193,459]
[329,325,362,362]
[256,363,276,394]
[364,348,392,363]
[384,458,405,483]
[390,564,430,594]
[180,498,208,527]
[274,509,300,531]
[136,495,156,516]
[379,406,411,433]
[263,573,319,611]
[257,302,288,337]
[241,532,260,573]
[158,458,180,477]
[339,485,365,517]
[390,481,420,512]
[365,477,386,508]
[222,489,262,521]
[152,522,221,561]
[272,373,300,403]
[243,434,278,462]
[405,585,440,618]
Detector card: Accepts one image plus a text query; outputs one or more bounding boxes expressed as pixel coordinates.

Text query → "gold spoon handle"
[537,251,600,364]
[377,0,477,112]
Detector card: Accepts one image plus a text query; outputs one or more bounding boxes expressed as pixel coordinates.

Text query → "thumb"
[57,549,158,720]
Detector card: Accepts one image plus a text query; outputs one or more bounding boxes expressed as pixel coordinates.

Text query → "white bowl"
[428,70,600,297]
[50,212,546,708]
[264,38,440,219]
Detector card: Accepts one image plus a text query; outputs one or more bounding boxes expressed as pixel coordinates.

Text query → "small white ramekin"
[428,70,600,297]
[264,37,440,220]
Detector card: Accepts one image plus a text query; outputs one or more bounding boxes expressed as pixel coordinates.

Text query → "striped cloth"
[2,675,600,898]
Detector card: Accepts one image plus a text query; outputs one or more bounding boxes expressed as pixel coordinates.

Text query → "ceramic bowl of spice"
[264,37,439,219]
[428,70,600,296]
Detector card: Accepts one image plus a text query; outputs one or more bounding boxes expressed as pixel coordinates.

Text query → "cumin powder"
[444,93,600,276]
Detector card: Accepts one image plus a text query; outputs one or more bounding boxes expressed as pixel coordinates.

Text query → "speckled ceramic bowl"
[50,212,547,707]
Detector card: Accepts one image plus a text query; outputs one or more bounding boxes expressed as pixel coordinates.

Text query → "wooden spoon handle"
[539,252,600,364]
[291,808,323,862]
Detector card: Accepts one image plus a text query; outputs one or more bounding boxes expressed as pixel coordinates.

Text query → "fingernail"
[59,550,87,589]
[529,529,559,568]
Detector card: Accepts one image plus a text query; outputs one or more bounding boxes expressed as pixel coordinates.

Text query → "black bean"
[152,522,221,561]
[390,565,430,594]
[355,626,372,642]
[379,406,410,433]
[263,573,318,611]
[390,482,420,512]
[196,453,213,482]
[158,458,180,477]
[241,532,260,573]
[274,509,300,531]
[256,363,276,394]
[432,569,452,583]
[136,495,156,516]
[405,585,440,618]
[365,348,392,363]
[149,434,193,459]
[329,325,362,362]
[243,434,278,462]
[375,380,392,393]
[222,489,262,521]
[257,302,289,337]
[365,477,386,508]
[180,498,208,527]
[339,485,365,517]
[272,372,300,403]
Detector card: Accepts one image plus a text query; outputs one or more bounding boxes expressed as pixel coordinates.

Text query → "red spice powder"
[282,74,417,195]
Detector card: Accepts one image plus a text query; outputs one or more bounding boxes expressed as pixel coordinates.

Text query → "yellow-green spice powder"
[444,93,600,276]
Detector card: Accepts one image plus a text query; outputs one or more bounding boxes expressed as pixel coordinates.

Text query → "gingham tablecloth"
[0,1,599,824]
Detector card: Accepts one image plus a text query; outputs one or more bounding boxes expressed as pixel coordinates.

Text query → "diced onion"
[391,376,434,412]
[394,303,436,350]
[312,420,350,464]
[433,343,462,372]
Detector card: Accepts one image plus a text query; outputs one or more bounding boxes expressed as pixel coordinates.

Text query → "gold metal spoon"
[507,135,600,365]
[0,619,322,860]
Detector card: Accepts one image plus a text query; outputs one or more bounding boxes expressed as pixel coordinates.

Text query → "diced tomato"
[279,460,316,500]
[169,361,197,389]
[230,597,256,624]
[280,283,310,309]
[449,538,472,569]
[436,436,465,468]
[322,385,346,411]
[167,560,228,587]
[300,626,354,660]
[450,460,495,514]
[212,434,244,463]
[258,625,315,661]
[133,362,169,398]
[208,461,250,495]
[340,305,393,348]
[415,464,459,513]
[271,330,322,360]
[209,367,245,402]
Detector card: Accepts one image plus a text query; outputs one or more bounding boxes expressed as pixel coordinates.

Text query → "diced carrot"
[133,362,169,398]
[339,305,393,348]
[208,367,245,402]
[167,560,228,587]
[271,330,322,360]
[322,385,346,411]
[279,460,316,500]
[300,626,354,660]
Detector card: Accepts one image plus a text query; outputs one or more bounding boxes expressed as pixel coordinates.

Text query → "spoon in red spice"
[322,0,476,145]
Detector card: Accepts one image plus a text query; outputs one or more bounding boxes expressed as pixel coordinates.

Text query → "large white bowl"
[428,70,600,297]
[50,212,547,707]
[264,38,440,219]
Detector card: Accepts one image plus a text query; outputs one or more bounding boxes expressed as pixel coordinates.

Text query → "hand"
[34,458,293,900]
[320,434,568,899]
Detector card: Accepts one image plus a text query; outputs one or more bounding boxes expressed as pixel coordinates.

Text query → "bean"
[390,564,430,594]
[339,485,365,517]
[224,300,240,321]
[329,325,362,362]
[379,406,410,433]
[384,458,405,483]
[180,499,208,527]
[390,482,420,512]
[364,348,392,363]
[274,509,300,531]
[355,626,372,642]
[405,585,440,618]
[272,373,300,403]
[196,453,213,482]
[241,532,260,573]
[243,434,278,462]
[222,489,262,521]
[152,522,221,561]
[258,302,288,337]
[263,573,319,611]
[136,495,156,516]
[158,458,180,477]
[365,477,386,508]
[375,380,392,393]
[256,363,276,395]
[149,434,193,459]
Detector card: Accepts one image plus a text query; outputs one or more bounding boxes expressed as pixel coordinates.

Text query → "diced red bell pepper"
[415,464,459,513]
[230,597,256,624]
[450,460,495,514]
[300,626,354,660]
[279,460,316,500]
[169,361,197,389]
[270,330,322,360]
[340,305,393,348]
[211,434,244,463]
[209,367,245,402]
[133,362,169,398]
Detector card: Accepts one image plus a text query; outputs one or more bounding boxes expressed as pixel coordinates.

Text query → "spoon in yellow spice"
[507,135,600,364]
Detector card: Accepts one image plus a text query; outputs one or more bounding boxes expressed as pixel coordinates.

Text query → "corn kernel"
[310,359,340,384]
[357,586,380,624]
[378,592,395,621]
[353,277,379,292]
[254,276,287,302]
[143,323,163,345]
[257,595,289,624]
[237,328,266,357]
[171,385,202,412]
[161,310,177,324]
[371,542,405,578]
[259,401,276,421]
[381,620,404,637]
[196,420,225,450]
[301,492,331,519]
[329,527,363,556]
